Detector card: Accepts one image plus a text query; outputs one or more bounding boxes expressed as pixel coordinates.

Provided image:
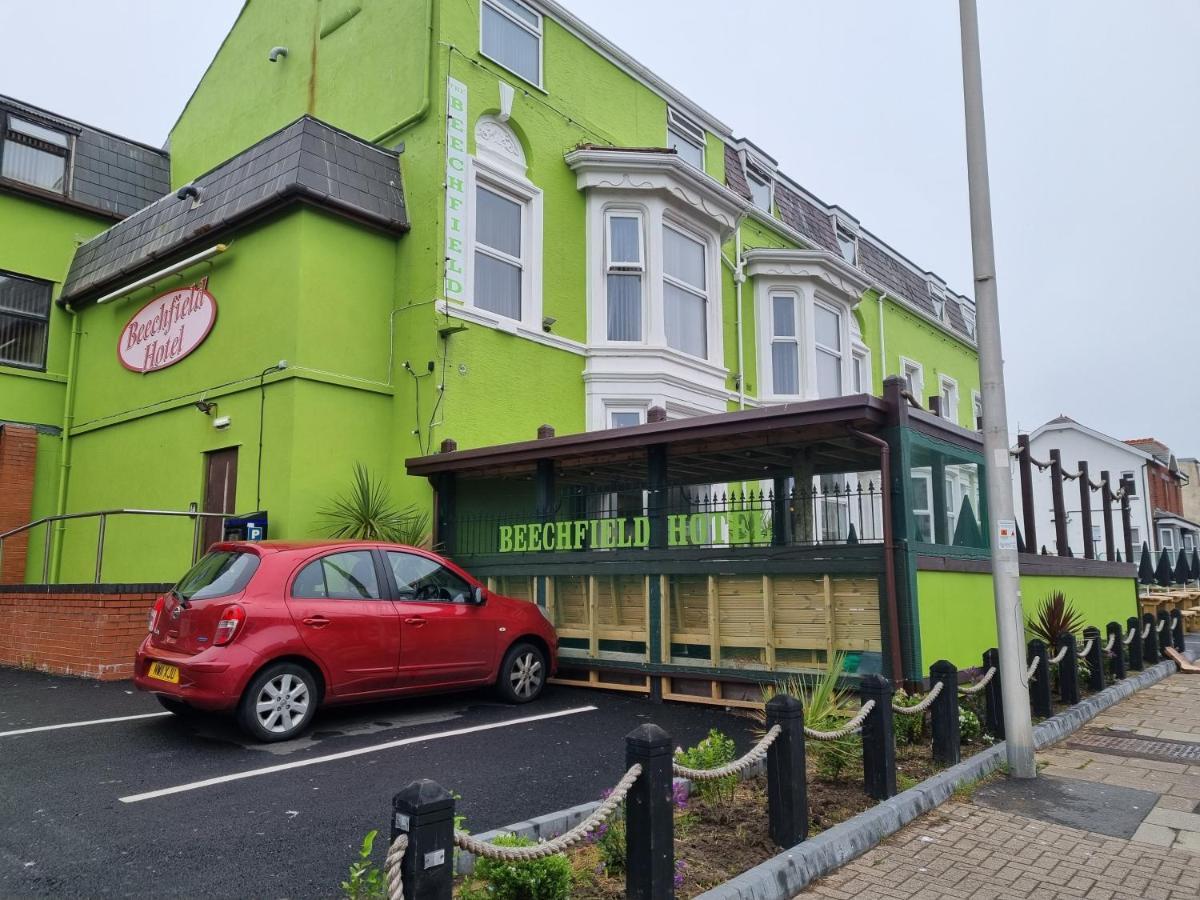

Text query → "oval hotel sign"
[118,285,217,373]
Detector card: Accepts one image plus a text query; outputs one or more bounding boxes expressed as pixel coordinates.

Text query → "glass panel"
[748,174,770,211]
[476,186,522,258]
[667,126,704,169]
[610,411,641,428]
[772,342,799,395]
[609,216,641,264]
[481,3,540,83]
[664,282,706,357]
[322,551,381,600]
[2,140,66,192]
[814,305,841,350]
[0,274,50,316]
[663,226,705,289]
[837,230,856,264]
[493,0,539,28]
[9,117,68,147]
[853,354,865,392]
[474,252,521,319]
[173,551,260,602]
[388,552,472,603]
[771,295,795,337]
[816,348,841,398]
[606,274,642,341]
[0,312,48,368]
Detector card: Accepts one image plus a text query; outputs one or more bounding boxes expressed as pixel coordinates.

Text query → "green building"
[0,0,1135,689]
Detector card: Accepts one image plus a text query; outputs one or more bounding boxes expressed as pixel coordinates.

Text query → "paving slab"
[972,773,1159,839]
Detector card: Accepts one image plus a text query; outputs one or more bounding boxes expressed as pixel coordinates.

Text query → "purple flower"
[672,782,689,811]
[674,859,687,889]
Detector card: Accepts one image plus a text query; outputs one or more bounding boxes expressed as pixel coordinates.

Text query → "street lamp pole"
[957,0,1035,778]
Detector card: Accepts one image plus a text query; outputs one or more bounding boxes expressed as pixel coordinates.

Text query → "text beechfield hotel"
[0,0,1137,699]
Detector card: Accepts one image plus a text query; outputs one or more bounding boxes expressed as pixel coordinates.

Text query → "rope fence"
[804,700,876,740]
[958,666,996,695]
[1077,638,1094,658]
[1047,645,1069,665]
[673,726,781,780]
[385,834,407,900]
[893,680,944,714]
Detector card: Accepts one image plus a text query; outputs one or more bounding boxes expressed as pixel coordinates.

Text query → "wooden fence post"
[1017,435,1038,553]
[1079,460,1094,560]
[1049,449,1070,556]
[766,694,808,848]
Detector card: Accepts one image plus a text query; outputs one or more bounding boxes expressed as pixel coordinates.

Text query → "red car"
[134,541,558,742]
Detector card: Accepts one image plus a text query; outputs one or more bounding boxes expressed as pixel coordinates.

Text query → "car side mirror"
[472,586,487,605]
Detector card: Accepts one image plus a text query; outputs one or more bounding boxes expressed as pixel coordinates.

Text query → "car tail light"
[148,596,166,633]
[213,605,246,646]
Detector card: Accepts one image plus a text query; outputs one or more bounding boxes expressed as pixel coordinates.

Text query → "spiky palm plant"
[318,463,431,546]
[1026,591,1084,650]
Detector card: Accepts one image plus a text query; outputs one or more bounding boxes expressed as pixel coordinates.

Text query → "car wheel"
[156,695,204,720]
[237,662,318,742]
[496,642,546,704]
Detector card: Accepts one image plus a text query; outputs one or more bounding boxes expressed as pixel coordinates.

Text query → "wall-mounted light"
[542,316,557,333]
[194,399,216,415]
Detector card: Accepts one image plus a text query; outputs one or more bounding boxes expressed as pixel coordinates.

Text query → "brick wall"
[0,586,167,680]
[0,424,38,584]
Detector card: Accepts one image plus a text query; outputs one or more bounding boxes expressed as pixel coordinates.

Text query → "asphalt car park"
[1,667,757,899]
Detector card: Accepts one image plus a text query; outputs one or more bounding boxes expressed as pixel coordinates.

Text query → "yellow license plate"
[148,661,180,684]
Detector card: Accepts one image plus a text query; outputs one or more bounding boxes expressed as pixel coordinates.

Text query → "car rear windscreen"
[175,551,260,601]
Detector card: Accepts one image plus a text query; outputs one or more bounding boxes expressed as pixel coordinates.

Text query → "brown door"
[202,448,238,552]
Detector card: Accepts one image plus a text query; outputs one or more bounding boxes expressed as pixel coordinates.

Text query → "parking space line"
[0,711,172,738]
[119,704,597,803]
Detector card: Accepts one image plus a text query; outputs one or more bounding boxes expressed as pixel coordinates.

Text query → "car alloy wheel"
[255,672,311,735]
[508,650,543,700]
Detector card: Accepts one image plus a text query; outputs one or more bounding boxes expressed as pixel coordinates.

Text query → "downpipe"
[50,304,82,583]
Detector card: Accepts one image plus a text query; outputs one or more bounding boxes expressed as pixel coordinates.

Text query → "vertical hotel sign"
[444,78,468,301]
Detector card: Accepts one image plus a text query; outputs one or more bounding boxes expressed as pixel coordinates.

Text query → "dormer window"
[962,304,976,338]
[835,225,857,266]
[932,297,945,321]
[667,109,705,170]
[746,166,772,212]
[1,115,70,195]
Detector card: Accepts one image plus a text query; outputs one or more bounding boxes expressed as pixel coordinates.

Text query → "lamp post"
[958,0,1035,778]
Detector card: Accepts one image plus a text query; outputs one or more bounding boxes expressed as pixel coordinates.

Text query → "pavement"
[800,672,1200,899]
[0,667,756,899]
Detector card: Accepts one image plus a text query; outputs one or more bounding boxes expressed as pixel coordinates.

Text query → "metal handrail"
[0,507,230,585]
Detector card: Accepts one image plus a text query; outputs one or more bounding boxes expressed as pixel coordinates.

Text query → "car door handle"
[404,617,427,627]
[302,615,330,628]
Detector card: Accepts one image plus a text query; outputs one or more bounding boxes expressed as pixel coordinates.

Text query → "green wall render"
[916,569,1138,672]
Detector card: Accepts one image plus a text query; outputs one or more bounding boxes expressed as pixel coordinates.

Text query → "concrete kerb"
[698,652,1191,900]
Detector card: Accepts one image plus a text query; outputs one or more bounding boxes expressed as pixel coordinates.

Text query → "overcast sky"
[4,2,1198,450]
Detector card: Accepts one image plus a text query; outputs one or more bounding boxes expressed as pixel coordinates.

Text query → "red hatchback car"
[134,541,558,741]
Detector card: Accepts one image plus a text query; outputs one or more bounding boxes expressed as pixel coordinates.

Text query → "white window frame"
[911,470,934,543]
[766,290,802,397]
[812,298,844,399]
[938,374,959,425]
[835,225,858,266]
[1121,470,1137,496]
[666,108,706,171]
[962,304,976,338]
[1131,526,1141,550]
[1091,524,1103,557]
[901,357,924,406]
[972,390,983,430]
[661,217,712,360]
[604,208,646,342]
[1160,528,1175,552]
[746,165,773,213]
[852,347,870,394]
[1185,532,1196,553]
[465,155,543,333]
[606,404,646,429]
[479,0,544,89]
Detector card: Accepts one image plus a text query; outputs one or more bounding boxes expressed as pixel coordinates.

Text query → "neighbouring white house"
[1012,416,1200,561]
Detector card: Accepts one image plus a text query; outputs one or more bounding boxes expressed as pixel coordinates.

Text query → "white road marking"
[119,705,598,803]
[0,712,171,738]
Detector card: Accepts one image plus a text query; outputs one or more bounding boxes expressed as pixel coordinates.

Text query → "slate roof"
[0,94,169,219]
[62,116,407,304]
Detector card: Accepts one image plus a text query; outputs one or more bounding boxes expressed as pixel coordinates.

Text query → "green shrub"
[340,830,386,900]
[760,651,861,781]
[594,816,625,878]
[676,729,737,805]
[891,690,926,745]
[459,834,571,900]
[959,708,983,744]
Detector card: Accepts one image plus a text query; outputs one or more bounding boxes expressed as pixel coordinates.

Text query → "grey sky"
[4,2,1198,451]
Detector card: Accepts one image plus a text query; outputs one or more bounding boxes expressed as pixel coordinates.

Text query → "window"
[963,305,976,338]
[667,109,705,170]
[1,116,69,194]
[932,297,946,321]
[608,409,643,429]
[911,470,933,542]
[173,551,259,602]
[836,226,857,265]
[1160,528,1175,552]
[474,182,525,320]
[1185,532,1196,553]
[1131,526,1141,550]
[814,302,842,398]
[747,168,771,212]
[388,551,473,603]
[606,212,643,341]
[852,350,868,393]
[768,293,800,395]
[292,551,381,600]
[1121,471,1136,496]
[902,359,924,405]
[662,223,707,357]
[0,270,52,370]
[938,375,959,424]
[972,391,983,429]
[1091,525,1103,558]
[480,0,542,86]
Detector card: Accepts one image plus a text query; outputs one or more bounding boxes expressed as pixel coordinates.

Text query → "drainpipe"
[50,304,82,582]
[734,229,746,409]
[875,288,889,384]
[370,0,436,145]
[849,427,904,685]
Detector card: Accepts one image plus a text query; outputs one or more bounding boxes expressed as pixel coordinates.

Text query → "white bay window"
[814,302,843,398]
[662,224,708,358]
[605,212,643,342]
[770,294,800,396]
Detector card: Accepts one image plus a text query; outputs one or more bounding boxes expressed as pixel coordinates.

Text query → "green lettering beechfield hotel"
[0,0,1138,701]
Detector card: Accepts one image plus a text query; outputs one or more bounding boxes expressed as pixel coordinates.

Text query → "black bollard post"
[1084,626,1105,691]
[982,648,1004,739]
[766,694,808,848]
[1107,621,1127,681]
[929,660,960,766]
[625,724,674,900]
[1158,611,1173,656]
[859,674,897,801]
[1173,609,1186,652]
[1127,616,1144,671]
[1143,612,1160,665]
[391,780,455,900]
[1027,640,1052,718]
[1058,634,1081,706]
